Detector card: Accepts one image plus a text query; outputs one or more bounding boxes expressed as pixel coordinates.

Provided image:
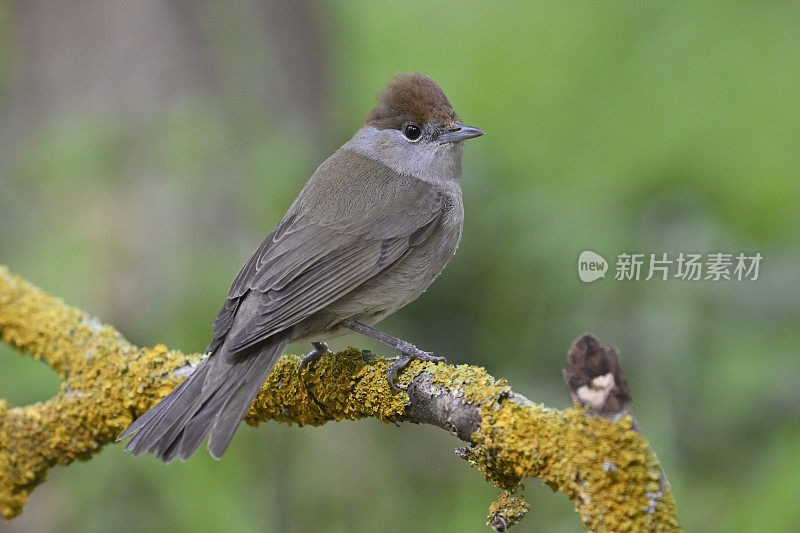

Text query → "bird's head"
[349,73,483,181]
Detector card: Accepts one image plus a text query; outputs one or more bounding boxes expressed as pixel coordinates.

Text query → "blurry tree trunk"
[6,0,331,133]
[8,0,217,120]
[258,0,331,136]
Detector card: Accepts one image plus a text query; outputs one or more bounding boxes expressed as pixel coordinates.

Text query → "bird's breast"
[334,192,463,321]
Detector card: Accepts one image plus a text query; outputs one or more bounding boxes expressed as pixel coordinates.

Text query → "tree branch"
[0,265,680,530]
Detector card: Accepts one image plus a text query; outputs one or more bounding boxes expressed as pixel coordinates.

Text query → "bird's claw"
[386,348,447,392]
[299,342,331,415]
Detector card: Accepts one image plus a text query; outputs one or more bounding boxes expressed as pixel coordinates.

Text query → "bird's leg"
[299,342,330,377]
[341,320,446,391]
[298,342,331,415]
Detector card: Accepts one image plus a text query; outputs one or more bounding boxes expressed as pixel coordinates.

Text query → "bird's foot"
[338,320,447,392]
[299,342,331,416]
[386,343,446,392]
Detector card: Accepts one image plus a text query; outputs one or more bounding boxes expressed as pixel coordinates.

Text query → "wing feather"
[207,156,448,354]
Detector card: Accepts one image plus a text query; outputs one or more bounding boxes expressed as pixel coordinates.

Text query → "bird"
[117,72,484,463]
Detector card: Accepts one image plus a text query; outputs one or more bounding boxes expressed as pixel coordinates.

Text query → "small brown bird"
[117,72,483,462]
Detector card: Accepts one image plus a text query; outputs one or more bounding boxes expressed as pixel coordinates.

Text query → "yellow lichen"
[487,490,530,531]
[466,399,680,531]
[245,349,407,427]
[0,265,681,531]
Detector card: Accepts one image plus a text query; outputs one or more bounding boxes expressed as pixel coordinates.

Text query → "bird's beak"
[438,125,484,143]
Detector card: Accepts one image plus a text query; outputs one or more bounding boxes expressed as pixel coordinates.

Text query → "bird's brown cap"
[364,72,460,130]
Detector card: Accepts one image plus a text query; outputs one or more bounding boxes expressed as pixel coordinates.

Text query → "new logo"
[578,250,608,283]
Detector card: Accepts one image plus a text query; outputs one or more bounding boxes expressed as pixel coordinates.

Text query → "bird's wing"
[207,170,447,355]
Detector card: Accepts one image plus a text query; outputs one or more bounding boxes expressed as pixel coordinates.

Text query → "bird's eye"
[403,124,422,141]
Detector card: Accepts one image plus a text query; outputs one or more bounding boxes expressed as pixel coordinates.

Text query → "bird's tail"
[117,333,290,463]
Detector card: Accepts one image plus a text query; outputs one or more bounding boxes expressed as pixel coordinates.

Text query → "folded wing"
[208,173,447,355]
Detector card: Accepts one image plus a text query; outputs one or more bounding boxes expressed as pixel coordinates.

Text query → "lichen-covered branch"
[563,333,674,502]
[0,265,680,530]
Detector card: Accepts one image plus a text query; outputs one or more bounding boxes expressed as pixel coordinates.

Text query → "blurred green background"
[2,1,799,531]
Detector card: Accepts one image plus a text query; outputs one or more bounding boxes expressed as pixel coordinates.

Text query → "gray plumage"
[117,72,481,462]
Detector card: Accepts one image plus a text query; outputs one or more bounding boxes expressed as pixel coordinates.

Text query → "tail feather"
[117,364,200,441]
[207,346,285,459]
[117,333,290,462]
[127,365,211,457]
[174,391,229,459]
[173,370,251,460]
